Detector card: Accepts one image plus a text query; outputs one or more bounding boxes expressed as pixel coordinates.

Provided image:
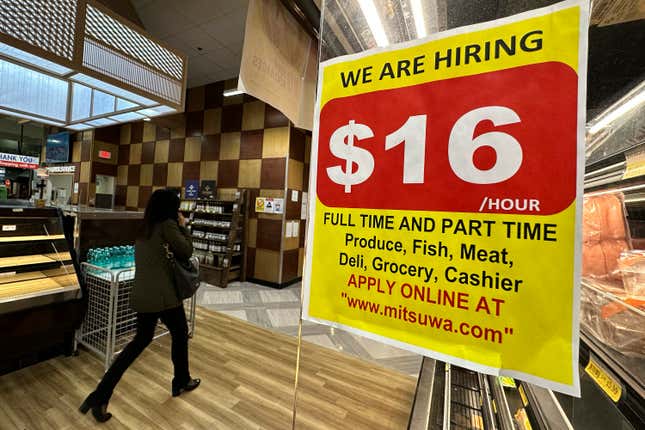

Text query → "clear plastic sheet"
[618,250,645,299]
[580,281,645,358]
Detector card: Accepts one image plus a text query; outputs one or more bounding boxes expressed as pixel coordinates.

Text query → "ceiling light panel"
[0,58,68,121]
[0,42,72,75]
[0,0,187,130]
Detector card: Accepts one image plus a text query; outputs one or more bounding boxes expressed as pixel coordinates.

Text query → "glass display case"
[0,206,84,374]
[0,206,81,313]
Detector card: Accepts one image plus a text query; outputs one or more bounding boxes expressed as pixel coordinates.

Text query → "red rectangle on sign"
[316,62,578,216]
[98,150,112,160]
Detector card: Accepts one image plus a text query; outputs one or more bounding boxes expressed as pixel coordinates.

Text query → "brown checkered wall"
[280,127,311,284]
[99,78,306,286]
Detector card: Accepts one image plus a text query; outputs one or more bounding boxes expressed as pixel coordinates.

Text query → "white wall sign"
[47,165,76,174]
[0,153,39,169]
[300,192,308,220]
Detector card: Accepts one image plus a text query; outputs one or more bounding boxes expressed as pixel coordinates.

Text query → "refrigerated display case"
[408,78,645,430]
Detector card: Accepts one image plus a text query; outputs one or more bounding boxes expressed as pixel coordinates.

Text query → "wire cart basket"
[76,263,197,371]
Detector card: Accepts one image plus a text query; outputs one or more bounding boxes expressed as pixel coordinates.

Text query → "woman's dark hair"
[142,188,180,238]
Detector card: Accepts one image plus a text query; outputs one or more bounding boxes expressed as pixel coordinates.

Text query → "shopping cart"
[76,263,196,371]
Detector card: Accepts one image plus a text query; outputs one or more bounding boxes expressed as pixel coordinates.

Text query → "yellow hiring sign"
[303,0,588,395]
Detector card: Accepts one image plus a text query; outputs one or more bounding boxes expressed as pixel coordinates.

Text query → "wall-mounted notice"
[301,192,308,220]
[184,180,199,199]
[303,0,589,396]
[0,153,40,169]
[286,220,300,238]
[256,197,285,214]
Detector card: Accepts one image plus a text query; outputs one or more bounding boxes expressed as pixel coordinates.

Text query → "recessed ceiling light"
[223,89,244,97]
[410,0,427,38]
[358,0,389,47]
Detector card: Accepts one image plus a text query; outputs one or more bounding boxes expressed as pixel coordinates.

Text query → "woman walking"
[80,189,200,423]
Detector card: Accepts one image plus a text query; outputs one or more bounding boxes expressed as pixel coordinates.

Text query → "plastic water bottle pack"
[87,245,135,270]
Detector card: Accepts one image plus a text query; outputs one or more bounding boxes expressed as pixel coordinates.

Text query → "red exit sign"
[98,150,112,160]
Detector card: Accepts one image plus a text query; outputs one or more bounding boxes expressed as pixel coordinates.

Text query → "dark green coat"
[130,219,193,313]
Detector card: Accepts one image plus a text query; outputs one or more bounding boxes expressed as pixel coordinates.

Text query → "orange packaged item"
[599,193,628,240]
[583,196,602,243]
[601,240,630,279]
[583,242,607,277]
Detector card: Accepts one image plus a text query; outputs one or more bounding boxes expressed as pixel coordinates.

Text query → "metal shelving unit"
[409,59,645,430]
[180,191,247,288]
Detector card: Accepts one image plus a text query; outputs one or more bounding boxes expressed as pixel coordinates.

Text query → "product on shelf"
[602,240,631,278]
[180,200,196,211]
[579,190,645,357]
[599,193,627,240]
[194,202,225,213]
[192,218,231,228]
[583,196,602,242]
[582,242,607,277]
[514,408,532,430]
[581,192,632,284]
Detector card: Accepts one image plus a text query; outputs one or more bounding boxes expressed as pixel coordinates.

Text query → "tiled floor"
[196,281,423,376]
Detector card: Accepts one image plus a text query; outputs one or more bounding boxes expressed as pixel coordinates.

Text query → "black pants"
[91,304,191,404]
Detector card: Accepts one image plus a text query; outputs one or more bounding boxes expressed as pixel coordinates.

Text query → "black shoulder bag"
[164,243,200,299]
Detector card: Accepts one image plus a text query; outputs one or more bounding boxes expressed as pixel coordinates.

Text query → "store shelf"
[0,234,66,243]
[200,263,240,271]
[193,250,242,257]
[0,254,66,269]
[193,211,234,216]
[192,199,236,204]
[0,274,79,300]
[184,192,247,288]
[190,234,241,243]
[42,253,73,262]
[190,223,234,230]
[0,265,74,286]
[579,330,645,428]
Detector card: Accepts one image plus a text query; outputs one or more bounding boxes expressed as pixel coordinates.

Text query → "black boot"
[172,378,201,397]
[79,393,112,423]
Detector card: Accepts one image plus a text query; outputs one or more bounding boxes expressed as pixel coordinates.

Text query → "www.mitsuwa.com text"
[340,291,514,344]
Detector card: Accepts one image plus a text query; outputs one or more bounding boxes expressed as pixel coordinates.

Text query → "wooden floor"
[0,307,416,429]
